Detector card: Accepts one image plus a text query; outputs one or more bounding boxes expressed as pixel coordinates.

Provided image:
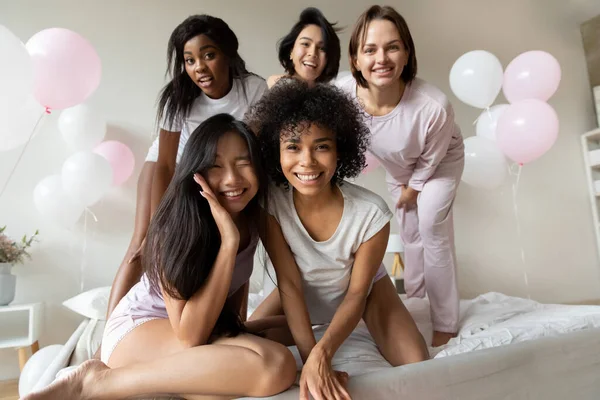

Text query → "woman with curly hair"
[248,79,429,400]
[267,7,341,88]
[339,5,465,347]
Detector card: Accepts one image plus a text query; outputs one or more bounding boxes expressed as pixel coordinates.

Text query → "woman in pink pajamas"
[337,5,464,347]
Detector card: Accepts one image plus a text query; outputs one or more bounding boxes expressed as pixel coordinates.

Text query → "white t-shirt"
[267,182,393,324]
[145,75,267,162]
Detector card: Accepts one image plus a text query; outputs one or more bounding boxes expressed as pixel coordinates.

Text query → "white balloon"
[449,50,503,109]
[19,345,64,397]
[475,104,509,142]
[58,104,106,151]
[62,151,113,206]
[462,136,508,190]
[33,175,84,228]
[0,95,44,152]
[0,25,33,111]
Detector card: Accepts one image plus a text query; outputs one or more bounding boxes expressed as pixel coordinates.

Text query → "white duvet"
[433,292,600,358]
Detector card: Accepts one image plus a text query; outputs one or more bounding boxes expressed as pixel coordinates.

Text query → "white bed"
[243,292,600,399]
[256,327,600,400]
[24,291,600,399]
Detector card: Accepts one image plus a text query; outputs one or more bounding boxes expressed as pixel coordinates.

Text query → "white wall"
[1,0,599,380]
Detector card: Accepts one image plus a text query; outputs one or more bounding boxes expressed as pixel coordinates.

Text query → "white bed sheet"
[48,292,600,399]
[243,292,600,399]
[255,326,600,400]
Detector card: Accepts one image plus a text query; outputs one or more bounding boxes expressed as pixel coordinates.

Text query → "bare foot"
[21,359,109,400]
[432,331,457,347]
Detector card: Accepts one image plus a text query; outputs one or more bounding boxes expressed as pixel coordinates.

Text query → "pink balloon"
[503,51,561,103]
[496,99,559,165]
[26,28,101,110]
[362,151,381,174]
[93,141,135,186]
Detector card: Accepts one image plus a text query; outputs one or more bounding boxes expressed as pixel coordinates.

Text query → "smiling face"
[183,34,231,99]
[290,24,327,84]
[204,131,259,216]
[279,123,337,197]
[353,19,409,89]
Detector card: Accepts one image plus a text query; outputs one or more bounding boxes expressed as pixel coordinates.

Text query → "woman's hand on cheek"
[193,173,240,247]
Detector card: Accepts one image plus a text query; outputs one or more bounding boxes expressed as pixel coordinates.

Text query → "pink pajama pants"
[389,160,463,333]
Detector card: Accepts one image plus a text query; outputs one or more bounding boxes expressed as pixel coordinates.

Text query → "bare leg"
[363,277,429,366]
[432,332,457,347]
[23,319,296,400]
[247,290,295,346]
[106,162,156,319]
[249,288,283,321]
[245,315,295,346]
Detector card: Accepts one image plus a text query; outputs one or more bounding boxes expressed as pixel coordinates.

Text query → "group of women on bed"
[24,5,464,400]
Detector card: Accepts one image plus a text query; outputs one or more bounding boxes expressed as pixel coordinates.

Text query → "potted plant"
[0,226,39,306]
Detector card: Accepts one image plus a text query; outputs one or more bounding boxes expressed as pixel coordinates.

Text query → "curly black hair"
[247,78,370,188]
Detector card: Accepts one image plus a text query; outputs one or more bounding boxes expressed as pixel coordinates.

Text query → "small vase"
[0,263,16,306]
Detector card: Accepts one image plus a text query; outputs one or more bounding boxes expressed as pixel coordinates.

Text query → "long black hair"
[144,113,268,337]
[157,15,255,131]
[277,7,341,83]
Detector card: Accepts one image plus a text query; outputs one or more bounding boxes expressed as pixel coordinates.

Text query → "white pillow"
[62,286,111,320]
[69,319,106,366]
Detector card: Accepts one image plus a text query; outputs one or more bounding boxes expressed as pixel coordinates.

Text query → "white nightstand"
[0,302,44,370]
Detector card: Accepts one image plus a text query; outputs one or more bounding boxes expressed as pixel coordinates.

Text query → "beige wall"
[1,0,599,380]
[582,14,600,88]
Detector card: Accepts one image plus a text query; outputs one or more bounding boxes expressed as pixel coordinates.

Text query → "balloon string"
[511,164,531,299]
[0,111,46,200]
[81,210,88,292]
[85,207,99,222]
[486,107,493,121]
[472,105,491,126]
[80,208,99,292]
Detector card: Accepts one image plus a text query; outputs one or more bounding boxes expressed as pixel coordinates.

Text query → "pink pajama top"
[336,76,464,191]
[111,233,258,322]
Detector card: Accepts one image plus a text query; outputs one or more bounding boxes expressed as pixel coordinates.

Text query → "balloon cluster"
[0,25,136,227]
[450,50,561,189]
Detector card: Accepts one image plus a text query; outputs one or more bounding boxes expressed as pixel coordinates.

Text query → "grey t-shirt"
[267,181,393,324]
